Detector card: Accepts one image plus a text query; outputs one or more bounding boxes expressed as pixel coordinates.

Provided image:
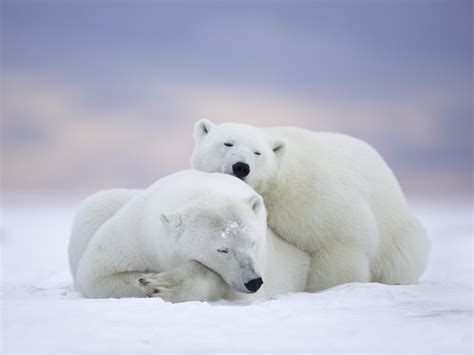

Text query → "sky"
[1,0,472,196]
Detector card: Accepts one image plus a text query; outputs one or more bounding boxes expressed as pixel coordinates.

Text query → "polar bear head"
[160,192,267,294]
[191,119,286,194]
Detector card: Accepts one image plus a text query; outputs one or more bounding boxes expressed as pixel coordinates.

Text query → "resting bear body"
[191,120,430,291]
[68,170,310,301]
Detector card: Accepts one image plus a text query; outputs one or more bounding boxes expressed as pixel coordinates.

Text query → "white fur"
[68,170,310,301]
[191,120,430,291]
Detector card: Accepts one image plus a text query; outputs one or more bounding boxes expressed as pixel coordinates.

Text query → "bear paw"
[137,272,186,303]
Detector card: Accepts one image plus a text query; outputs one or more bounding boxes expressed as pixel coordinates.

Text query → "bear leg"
[77,271,149,298]
[305,246,371,292]
[137,260,231,303]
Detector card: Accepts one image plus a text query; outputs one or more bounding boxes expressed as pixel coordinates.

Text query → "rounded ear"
[271,139,286,157]
[160,212,183,235]
[193,119,215,140]
[248,194,264,214]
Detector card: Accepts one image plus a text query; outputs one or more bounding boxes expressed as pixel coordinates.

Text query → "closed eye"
[224,142,233,147]
[254,152,261,156]
[217,248,229,254]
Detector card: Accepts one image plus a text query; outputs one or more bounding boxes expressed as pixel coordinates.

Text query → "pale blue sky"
[1,0,472,194]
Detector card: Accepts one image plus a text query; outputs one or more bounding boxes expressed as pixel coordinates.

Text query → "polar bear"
[68,170,310,301]
[191,120,430,291]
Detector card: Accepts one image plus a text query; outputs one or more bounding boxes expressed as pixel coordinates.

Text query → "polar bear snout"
[244,277,263,293]
[232,162,250,179]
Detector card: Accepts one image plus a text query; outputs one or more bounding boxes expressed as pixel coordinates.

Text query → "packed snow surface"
[1,195,472,353]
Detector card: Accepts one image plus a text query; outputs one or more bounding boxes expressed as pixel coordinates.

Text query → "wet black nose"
[232,162,250,178]
[245,277,263,293]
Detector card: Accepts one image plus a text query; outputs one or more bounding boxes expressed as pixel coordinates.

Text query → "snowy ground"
[1,195,472,353]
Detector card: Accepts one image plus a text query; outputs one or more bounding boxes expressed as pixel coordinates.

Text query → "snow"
[1,195,472,353]
[221,220,247,239]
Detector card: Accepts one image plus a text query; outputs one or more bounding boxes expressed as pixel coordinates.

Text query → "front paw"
[137,272,185,303]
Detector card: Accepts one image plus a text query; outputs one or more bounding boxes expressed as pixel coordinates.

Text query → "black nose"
[244,277,263,293]
[232,162,250,178]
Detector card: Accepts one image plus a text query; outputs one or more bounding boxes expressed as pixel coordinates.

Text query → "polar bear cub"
[69,170,309,301]
[191,120,430,291]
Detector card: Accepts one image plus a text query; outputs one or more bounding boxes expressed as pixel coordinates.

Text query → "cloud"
[1,72,471,194]
[3,1,471,103]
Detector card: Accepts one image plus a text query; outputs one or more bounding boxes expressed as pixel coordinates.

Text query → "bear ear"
[160,212,183,235]
[248,194,264,214]
[193,119,215,140]
[271,139,286,157]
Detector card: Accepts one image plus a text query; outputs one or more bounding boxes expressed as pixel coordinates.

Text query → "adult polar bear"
[191,120,430,291]
[69,170,309,301]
